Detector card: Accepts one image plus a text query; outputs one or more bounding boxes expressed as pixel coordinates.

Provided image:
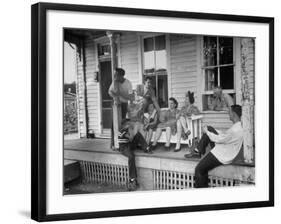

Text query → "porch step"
[64,160,81,184]
[95,134,111,139]
[95,129,111,139]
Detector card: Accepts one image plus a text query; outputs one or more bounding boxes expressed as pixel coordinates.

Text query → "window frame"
[140,33,171,109]
[199,36,241,111]
[202,36,236,93]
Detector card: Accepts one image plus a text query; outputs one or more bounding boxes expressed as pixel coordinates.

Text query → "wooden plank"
[155,170,159,190]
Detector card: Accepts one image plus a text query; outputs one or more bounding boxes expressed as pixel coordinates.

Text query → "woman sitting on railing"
[174,91,200,152]
[151,97,180,150]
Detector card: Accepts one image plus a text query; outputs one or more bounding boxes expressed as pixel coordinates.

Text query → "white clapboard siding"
[170,34,198,109]
[202,112,233,132]
[120,33,140,89]
[84,38,100,135]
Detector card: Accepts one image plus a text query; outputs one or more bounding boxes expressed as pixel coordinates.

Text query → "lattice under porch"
[80,161,247,190]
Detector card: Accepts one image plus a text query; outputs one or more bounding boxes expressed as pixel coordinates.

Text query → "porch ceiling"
[64,29,107,43]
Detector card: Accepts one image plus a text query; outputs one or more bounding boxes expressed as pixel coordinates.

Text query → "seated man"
[118,120,152,191]
[185,104,243,188]
[209,86,234,111]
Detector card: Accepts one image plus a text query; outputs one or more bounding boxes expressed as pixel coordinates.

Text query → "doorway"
[99,60,113,132]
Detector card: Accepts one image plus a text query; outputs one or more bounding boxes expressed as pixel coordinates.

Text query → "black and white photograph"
[63,29,256,194]
[30,2,274,221]
[0,0,279,223]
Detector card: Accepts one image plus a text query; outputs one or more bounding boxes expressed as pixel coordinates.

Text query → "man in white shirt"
[185,104,243,188]
[108,68,133,149]
[108,68,133,118]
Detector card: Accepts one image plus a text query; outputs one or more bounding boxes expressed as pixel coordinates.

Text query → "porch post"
[241,38,255,163]
[107,31,121,149]
[75,38,88,138]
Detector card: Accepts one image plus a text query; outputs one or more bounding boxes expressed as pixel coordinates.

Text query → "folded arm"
[206,130,232,144]
[149,113,158,127]
[108,81,119,98]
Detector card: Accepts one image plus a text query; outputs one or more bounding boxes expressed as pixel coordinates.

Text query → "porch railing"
[153,114,203,146]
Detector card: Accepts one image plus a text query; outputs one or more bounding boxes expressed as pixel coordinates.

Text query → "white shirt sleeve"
[108,82,116,92]
[108,83,114,97]
[127,80,133,94]
[206,130,232,144]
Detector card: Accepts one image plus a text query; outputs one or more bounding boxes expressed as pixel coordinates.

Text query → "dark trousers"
[194,152,222,188]
[119,132,148,179]
[197,126,218,155]
[194,126,222,188]
[111,102,128,148]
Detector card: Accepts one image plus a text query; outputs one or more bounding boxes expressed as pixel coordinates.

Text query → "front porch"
[64,138,255,191]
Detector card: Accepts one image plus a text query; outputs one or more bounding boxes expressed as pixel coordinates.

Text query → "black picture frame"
[31,2,274,222]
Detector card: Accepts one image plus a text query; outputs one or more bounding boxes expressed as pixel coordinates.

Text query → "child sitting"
[143,103,158,145]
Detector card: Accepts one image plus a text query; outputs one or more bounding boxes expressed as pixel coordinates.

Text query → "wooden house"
[64,29,255,189]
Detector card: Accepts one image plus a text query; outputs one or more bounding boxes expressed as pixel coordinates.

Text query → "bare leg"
[152,128,162,146]
[165,127,172,147]
[144,130,148,143]
[176,120,182,149]
[132,122,145,138]
[146,129,153,144]
[179,116,188,133]
[138,123,145,138]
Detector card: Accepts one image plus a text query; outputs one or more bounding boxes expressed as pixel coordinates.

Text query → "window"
[97,43,118,59]
[143,35,168,108]
[98,43,111,56]
[202,36,235,110]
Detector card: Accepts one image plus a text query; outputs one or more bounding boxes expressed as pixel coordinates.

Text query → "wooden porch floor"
[64,138,200,162]
[64,138,249,166]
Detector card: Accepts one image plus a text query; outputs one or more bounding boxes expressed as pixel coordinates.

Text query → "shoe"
[184,152,201,159]
[111,146,118,151]
[164,145,171,151]
[181,130,191,140]
[144,145,153,154]
[174,147,181,152]
[184,148,201,159]
[150,144,157,151]
[127,179,138,191]
[187,137,199,150]
[185,130,191,137]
